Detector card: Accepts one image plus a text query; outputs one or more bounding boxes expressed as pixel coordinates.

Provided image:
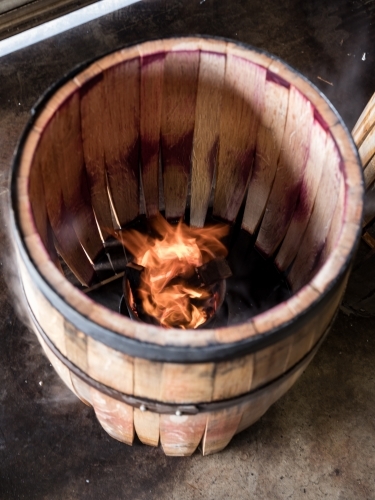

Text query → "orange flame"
[114,214,229,329]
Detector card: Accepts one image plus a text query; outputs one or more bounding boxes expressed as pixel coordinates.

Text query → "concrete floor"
[1,1,375,498]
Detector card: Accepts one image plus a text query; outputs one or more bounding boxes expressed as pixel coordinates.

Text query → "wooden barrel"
[10,38,363,456]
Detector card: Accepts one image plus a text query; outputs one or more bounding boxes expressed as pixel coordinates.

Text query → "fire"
[113,214,229,329]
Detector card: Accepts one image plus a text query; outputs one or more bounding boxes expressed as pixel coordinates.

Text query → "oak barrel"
[10,38,363,456]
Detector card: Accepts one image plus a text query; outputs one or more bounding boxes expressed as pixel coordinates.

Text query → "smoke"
[0,174,32,329]
[0,184,82,409]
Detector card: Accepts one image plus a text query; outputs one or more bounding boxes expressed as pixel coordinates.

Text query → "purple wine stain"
[223,147,255,221]
[239,147,256,184]
[141,52,166,67]
[161,129,195,175]
[313,108,330,132]
[141,137,159,173]
[277,180,303,235]
[121,137,141,178]
[266,70,291,89]
[293,179,311,222]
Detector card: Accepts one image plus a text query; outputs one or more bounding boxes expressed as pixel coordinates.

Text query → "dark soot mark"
[224,224,292,326]
[87,211,292,328]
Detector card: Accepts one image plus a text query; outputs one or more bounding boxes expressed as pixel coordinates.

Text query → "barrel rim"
[9,35,364,362]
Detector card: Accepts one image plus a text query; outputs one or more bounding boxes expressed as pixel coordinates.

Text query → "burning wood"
[111,214,230,329]
[197,257,232,286]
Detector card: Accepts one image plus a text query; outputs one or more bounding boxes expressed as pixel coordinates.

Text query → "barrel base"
[30,314,328,456]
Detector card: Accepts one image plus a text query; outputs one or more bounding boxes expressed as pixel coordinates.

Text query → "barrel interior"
[24,40,345,298]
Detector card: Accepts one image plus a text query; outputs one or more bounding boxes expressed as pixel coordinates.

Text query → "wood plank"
[321,174,345,263]
[133,358,163,400]
[251,335,292,390]
[28,152,61,270]
[201,406,244,455]
[288,134,341,291]
[159,363,215,403]
[256,86,314,256]
[190,51,225,227]
[285,325,315,371]
[213,56,266,222]
[70,373,92,406]
[363,154,375,190]
[33,326,76,395]
[134,409,160,446]
[64,321,88,372]
[80,71,114,232]
[39,120,96,286]
[242,74,289,234]
[20,258,67,356]
[139,48,165,217]
[100,58,140,227]
[212,354,253,401]
[352,91,375,148]
[53,91,104,262]
[363,179,375,227]
[267,58,338,129]
[160,413,206,456]
[275,120,326,271]
[90,388,134,445]
[235,395,271,434]
[87,337,133,394]
[214,319,257,343]
[357,124,375,168]
[160,49,200,220]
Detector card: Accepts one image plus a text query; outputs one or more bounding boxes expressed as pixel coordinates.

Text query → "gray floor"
[1,1,375,498]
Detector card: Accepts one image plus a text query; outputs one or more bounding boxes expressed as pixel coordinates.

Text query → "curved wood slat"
[39,119,96,286]
[91,389,134,445]
[34,328,78,397]
[190,51,225,227]
[275,120,326,271]
[321,175,345,263]
[251,335,292,390]
[87,337,134,394]
[139,47,165,217]
[160,413,206,456]
[80,71,114,232]
[28,154,62,270]
[256,86,314,256]
[134,409,160,446]
[235,397,269,435]
[160,363,215,404]
[288,134,341,291]
[53,92,104,261]
[201,406,244,456]
[213,56,266,222]
[242,74,289,234]
[161,49,200,220]
[101,58,140,228]
[212,355,253,401]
